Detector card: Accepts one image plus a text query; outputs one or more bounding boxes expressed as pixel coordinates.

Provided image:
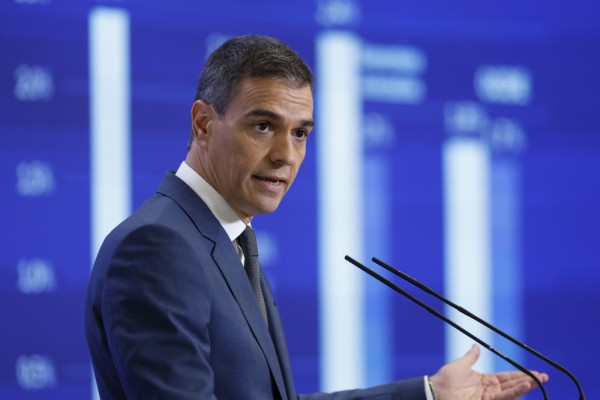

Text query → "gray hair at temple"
[189,34,314,150]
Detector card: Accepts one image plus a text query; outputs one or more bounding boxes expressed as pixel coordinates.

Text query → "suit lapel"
[157,172,289,400]
[262,274,297,400]
[212,242,288,399]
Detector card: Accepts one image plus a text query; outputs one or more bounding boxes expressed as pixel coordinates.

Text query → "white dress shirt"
[175,161,247,259]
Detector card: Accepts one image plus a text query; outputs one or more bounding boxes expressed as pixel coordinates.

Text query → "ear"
[190,100,215,147]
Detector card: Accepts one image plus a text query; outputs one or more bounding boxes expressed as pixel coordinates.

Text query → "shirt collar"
[175,161,247,241]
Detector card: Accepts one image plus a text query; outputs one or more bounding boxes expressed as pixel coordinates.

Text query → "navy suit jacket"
[84,172,426,399]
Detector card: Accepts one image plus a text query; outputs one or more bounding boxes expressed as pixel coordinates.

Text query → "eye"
[255,122,270,132]
[293,129,309,140]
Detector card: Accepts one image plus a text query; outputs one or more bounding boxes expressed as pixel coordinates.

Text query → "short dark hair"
[188,35,313,150]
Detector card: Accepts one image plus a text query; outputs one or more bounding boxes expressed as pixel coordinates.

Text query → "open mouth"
[255,175,284,184]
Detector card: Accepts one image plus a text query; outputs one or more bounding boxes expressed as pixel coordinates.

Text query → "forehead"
[226,77,314,117]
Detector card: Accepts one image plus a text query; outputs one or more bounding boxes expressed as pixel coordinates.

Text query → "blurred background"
[1,0,599,398]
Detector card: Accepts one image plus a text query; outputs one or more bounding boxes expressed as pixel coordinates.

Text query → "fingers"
[489,370,549,399]
[497,375,535,392]
[495,370,549,386]
[524,370,549,385]
[532,371,550,385]
[491,380,534,400]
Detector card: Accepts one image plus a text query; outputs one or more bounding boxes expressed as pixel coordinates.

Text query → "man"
[84,34,547,399]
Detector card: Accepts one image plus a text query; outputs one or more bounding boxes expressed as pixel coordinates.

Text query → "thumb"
[459,344,480,367]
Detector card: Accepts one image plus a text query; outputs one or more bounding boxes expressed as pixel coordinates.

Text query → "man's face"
[193,77,314,223]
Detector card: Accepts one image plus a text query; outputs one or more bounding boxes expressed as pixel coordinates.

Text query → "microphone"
[371,257,585,400]
[344,255,550,400]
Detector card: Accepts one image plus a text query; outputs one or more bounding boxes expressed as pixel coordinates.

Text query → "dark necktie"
[237,226,268,324]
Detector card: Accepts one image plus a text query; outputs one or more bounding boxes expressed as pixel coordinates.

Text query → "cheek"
[289,151,306,182]
[295,147,307,168]
[228,145,258,180]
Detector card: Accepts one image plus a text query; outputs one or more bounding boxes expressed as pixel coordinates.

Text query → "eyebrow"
[244,109,315,129]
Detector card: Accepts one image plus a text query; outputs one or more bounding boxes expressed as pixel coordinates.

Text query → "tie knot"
[238,226,258,258]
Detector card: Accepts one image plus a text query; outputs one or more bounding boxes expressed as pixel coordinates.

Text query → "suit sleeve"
[298,378,427,400]
[101,223,217,399]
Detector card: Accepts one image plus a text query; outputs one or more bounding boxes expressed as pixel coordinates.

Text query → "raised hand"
[429,345,549,400]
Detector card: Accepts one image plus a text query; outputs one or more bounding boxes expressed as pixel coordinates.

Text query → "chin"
[256,201,282,216]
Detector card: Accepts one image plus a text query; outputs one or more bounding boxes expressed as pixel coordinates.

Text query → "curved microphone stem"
[372,257,585,400]
[344,255,549,400]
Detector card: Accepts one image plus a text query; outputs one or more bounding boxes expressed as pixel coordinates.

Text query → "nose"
[269,132,297,165]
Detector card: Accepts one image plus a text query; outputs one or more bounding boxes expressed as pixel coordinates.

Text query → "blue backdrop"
[1,0,599,398]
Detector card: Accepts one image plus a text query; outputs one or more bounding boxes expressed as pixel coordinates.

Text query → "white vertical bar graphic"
[317,31,365,391]
[89,8,131,400]
[442,138,493,372]
[90,8,131,258]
